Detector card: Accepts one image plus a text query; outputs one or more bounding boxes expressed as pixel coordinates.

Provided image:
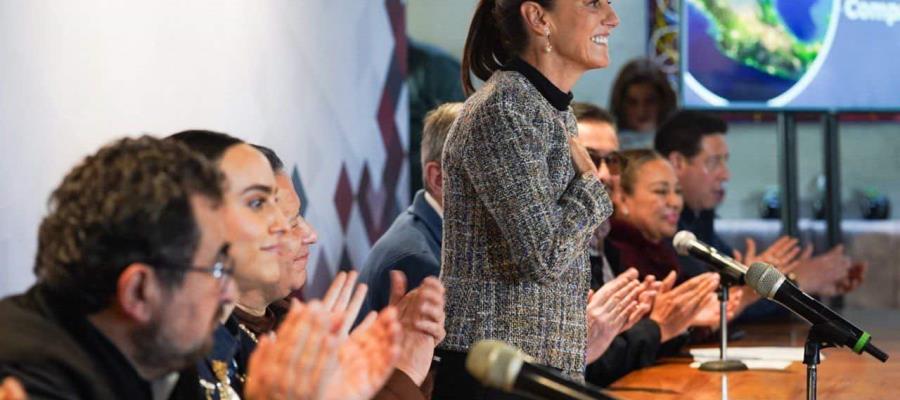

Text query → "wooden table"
[607,309,900,399]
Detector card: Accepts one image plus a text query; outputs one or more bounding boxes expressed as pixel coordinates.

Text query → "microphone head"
[466,340,530,392]
[673,231,697,256]
[746,262,784,299]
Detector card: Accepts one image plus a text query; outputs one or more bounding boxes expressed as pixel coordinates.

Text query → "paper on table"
[689,347,823,370]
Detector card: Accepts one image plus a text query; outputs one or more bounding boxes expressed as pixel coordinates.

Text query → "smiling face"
[217,144,288,303]
[546,0,620,70]
[274,172,318,295]
[618,158,683,243]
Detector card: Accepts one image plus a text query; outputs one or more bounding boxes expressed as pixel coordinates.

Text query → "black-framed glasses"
[587,150,627,175]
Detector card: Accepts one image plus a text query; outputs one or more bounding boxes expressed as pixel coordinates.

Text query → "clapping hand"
[650,272,720,342]
[387,271,446,385]
[321,271,368,336]
[584,268,645,364]
[0,377,26,400]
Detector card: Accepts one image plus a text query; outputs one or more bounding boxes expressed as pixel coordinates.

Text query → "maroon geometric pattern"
[333,162,353,233]
[305,249,333,300]
[312,0,406,300]
[358,0,407,245]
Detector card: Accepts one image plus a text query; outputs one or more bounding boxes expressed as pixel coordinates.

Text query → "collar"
[150,372,180,400]
[424,191,443,218]
[411,189,443,246]
[501,57,573,111]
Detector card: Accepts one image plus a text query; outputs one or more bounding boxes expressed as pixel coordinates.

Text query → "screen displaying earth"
[685,0,835,102]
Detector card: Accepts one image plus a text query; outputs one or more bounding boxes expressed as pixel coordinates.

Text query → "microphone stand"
[699,278,748,372]
[803,322,848,400]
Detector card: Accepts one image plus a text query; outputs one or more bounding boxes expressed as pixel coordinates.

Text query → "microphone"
[466,340,616,400]
[673,231,746,284]
[745,262,889,362]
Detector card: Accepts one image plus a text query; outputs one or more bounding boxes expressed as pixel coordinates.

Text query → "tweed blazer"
[439,70,613,379]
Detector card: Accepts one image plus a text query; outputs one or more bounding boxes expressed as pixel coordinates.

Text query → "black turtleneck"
[501,57,573,111]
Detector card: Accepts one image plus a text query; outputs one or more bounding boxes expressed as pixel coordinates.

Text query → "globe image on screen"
[685,0,837,103]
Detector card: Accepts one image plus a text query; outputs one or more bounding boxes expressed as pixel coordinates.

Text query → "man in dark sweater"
[0,136,233,399]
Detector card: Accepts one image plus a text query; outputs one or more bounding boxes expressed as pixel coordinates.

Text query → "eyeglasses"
[588,150,627,175]
[183,260,235,290]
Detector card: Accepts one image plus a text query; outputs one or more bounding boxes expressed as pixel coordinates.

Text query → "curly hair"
[35,136,225,313]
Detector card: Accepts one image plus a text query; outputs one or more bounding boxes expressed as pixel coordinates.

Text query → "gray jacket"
[439,70,613,379]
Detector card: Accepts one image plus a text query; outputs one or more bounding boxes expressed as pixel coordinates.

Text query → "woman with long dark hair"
[436,0,619,398]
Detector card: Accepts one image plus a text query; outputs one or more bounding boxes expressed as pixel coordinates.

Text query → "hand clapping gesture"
[0,377,26,400]
[585,268,653,364]
[388,271,446,385]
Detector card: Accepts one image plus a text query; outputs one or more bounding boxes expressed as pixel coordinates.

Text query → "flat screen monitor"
[680,0,900,111]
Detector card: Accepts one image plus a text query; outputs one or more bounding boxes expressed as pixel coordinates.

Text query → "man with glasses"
[0,136,235,399]
[573,102,626,284]
[655,111,862,321]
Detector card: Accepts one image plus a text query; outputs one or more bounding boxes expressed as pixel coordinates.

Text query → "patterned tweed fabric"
[439,70,613,379]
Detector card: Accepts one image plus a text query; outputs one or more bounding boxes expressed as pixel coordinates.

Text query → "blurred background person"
[408,39,466,198]
[609,57,677,150]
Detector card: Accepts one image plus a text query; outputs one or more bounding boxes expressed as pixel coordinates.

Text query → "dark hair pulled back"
[461,0,554,96]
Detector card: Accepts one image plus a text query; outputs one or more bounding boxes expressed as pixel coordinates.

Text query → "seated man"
[0,136,233,399]
[359,102,462,316]
[654,111,864,319]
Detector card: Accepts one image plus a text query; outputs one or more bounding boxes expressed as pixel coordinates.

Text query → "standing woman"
[436,0,619,397]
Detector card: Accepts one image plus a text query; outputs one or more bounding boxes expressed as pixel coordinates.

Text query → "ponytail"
[460,0,556,96]
[461,0,506,96]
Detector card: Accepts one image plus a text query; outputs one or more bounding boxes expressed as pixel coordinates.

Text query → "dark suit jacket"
[359,189,442,318]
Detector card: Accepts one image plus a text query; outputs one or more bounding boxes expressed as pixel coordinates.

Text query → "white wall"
[0,0,407,297]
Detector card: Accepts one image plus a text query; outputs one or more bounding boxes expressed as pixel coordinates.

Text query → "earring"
[544,28,552,53]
